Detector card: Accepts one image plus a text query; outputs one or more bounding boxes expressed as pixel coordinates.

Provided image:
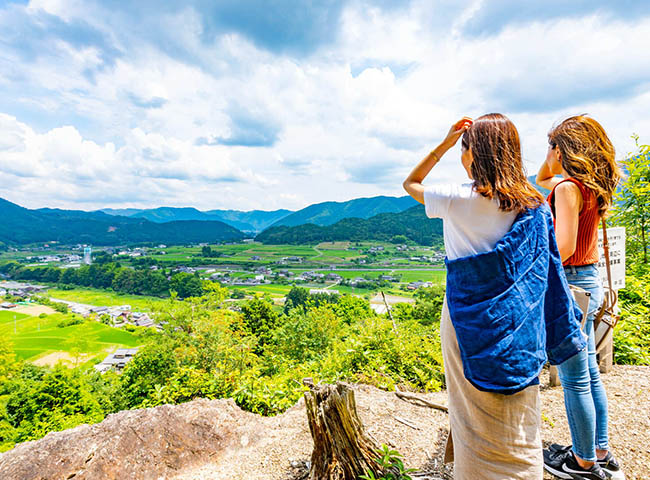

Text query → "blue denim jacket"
[445,205,586,394]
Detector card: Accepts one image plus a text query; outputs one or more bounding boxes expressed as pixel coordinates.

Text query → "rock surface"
[0,398,263,480]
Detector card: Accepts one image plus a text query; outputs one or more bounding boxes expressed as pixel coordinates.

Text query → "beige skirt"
[441,300,543,479]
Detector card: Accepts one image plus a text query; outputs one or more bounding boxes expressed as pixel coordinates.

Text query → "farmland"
[0,309,141,366]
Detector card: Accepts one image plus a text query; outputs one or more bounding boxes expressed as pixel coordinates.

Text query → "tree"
[613,137,650,264]
[119,341,179,409]
[241,297,279,348]
[0,337,17,386]
[284,286,309,313]
[170,272,203,298]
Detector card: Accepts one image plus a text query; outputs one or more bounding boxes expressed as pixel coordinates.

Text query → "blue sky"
[0,0,649,211]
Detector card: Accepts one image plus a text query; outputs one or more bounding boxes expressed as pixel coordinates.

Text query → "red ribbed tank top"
[547,178,600,266]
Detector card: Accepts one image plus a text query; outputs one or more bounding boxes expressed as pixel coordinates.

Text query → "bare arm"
[554,182,583,262]
[536,159,563,191]
[403,117,472,204]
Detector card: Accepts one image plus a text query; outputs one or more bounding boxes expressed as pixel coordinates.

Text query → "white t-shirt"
[424,183,517,260]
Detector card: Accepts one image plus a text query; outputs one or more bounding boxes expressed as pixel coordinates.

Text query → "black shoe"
[549,444,625,479]
[543,447,608,479]
[596,451,625,479]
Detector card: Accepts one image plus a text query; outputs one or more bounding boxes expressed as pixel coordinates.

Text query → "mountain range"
[269,195,418,228]
[100,195,418,233]
[0,198,244,246]
[101,207,292,233]
[0,194,425,246]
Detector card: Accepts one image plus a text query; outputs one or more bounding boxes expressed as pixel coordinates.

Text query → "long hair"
[548,115,622,216]
[461,113,543,212]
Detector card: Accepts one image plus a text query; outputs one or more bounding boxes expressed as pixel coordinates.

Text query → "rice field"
[0,310,141,364]
[47,288,167,311]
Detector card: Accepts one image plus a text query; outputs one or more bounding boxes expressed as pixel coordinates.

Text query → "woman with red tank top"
[537,116,625,480]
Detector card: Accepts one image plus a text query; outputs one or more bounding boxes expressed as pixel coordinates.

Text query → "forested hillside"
[269,195,418,228]
[256,205,443,246]
[0,199,245,246]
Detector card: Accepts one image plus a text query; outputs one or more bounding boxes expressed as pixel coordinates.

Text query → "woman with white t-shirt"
[403,114,585,479]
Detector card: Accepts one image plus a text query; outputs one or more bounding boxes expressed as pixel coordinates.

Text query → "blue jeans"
[557,264,609,461]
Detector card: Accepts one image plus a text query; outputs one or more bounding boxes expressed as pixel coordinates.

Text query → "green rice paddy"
[0,310,141,363]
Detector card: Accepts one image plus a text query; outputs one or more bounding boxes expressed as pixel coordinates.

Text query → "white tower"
[83,246,92,265]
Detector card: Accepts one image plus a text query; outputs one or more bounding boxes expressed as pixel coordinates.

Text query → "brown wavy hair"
[461,113,544,212]
[548,115,622,216]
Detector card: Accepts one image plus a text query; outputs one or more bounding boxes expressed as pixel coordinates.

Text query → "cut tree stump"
[304,381,382,480]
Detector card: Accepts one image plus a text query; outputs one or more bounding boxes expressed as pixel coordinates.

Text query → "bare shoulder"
[554,181,582,207]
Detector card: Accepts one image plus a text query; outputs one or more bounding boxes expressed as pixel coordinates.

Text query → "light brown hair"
[462,113,544,212]
[548,115,622,216]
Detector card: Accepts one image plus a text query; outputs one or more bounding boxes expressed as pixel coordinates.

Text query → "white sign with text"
[597,226,625,290]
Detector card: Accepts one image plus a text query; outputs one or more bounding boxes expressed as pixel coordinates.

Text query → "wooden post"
[304,381,382,480]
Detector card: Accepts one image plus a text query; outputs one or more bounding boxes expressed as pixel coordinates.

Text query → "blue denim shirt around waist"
[445,205,586,394]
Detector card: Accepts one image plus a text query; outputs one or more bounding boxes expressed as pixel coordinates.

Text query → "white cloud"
[0,1,649,214]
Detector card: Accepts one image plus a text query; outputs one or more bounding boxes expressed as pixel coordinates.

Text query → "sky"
[0,0,649,212]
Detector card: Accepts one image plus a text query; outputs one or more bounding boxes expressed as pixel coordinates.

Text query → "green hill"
[256,204,443,246]
[0,198,245,246]
[269,195,418,228]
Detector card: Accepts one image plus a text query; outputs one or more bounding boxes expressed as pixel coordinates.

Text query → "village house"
[379,275,399,282]
[407,281,433,290]
[94,348,139,373]
[309,289,340,295]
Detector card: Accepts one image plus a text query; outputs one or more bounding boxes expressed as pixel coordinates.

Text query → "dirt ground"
[174,365,649,480]
[12,304,57,316]
[32,351,92,367]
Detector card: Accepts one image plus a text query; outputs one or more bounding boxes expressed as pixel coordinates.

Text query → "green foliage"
[321,315,444,392]
[360,445,417,480]
[56,316,84,328]
[118,341,179,409]
[200,245,222,258]
[612,137,650,264]
[283,286,310,313]
[241,297,279,348]
[3,365,110,444]
[614,274,650,365]
[412,285,445,325]
[272,306,343,363]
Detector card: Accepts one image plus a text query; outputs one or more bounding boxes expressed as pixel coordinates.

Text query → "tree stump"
[304,381,382,480]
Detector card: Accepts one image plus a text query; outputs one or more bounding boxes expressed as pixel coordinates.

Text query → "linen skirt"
[441,299,543,479]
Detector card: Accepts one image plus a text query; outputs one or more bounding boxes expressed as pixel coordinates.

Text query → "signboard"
[596,226,625,290]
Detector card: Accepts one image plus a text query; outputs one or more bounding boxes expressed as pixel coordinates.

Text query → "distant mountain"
[256,204,443,246]
[100,207,292,233]
[205,209,292,232]
[100,208,144,217]
[1,198,245,246]
[129,207,217,223]
[269,195,419,228]
[528,175,551,197]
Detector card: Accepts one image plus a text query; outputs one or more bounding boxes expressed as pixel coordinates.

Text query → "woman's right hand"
[442,116,473,148]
